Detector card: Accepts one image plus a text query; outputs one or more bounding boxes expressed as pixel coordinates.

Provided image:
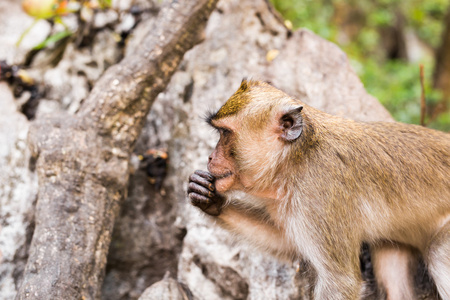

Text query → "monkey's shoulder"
[362,121,449,145]
[317,118,450,165]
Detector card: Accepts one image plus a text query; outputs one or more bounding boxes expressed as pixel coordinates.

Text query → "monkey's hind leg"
[312,253,363,300]
[426,220,450,300]
[371,243,418,300]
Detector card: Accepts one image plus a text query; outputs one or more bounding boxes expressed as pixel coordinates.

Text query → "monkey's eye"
[218,128,232,137]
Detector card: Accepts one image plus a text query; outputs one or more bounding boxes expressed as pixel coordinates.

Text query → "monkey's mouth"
[211,171,234,193]
[213,172,233,180]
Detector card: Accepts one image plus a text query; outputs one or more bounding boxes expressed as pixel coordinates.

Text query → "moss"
[214,79,252,119]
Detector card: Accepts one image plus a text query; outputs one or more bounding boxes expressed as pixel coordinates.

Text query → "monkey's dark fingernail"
[189,193,211,206]
[189,181,213,197]
[208,183,215,191]
[190,173,214,188]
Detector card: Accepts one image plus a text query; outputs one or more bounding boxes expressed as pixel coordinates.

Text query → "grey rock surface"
[0,83,37,299]
[0,2,41,298]
[0,0,50,64]
[138,277,192,300]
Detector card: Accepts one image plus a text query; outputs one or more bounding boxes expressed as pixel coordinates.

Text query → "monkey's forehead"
[213,79,282,120]
[214,80,253,119]
[214,92,250,119]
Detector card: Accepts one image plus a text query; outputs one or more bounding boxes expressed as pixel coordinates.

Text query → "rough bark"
[433,7,450,114]
[15,0,219,299]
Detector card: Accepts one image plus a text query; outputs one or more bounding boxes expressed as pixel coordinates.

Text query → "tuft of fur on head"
[211,79,275,121]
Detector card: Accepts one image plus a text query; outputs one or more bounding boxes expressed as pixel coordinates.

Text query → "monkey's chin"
[214,173,235,193]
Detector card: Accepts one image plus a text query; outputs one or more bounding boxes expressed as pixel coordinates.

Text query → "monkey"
[187,79,450,300]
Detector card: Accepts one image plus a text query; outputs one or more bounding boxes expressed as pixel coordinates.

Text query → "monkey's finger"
[188,192,211,206]
[188,182,214,198]
[194,170,215,182]
[189,173,215,191]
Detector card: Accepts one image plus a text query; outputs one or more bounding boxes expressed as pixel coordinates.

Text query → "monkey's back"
[361,121,450,203]
[308,116,450,247]
[368,122,449,246]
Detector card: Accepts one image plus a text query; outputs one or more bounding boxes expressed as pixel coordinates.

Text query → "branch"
[419,64,426,126]
[16,0,218,299]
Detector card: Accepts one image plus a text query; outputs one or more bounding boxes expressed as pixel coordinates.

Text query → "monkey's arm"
[217,204,294,258]
[188,170,294,259]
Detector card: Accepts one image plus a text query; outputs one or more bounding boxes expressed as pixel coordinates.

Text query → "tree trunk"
[433,7,450,116]
[15,0,218,299]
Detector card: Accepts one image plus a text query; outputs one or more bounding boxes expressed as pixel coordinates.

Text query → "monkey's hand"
[188,170,225,216]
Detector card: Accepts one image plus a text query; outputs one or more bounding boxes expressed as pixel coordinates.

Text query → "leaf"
[32,30,72,50]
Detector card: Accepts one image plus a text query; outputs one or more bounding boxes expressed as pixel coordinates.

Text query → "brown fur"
[189,80,450,299]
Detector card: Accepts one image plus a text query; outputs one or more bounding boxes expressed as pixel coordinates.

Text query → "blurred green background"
[270,0,450,131]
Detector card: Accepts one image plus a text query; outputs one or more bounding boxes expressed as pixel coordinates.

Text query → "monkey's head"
[206,79,304,196]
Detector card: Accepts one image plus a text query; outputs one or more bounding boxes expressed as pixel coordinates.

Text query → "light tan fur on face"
[204,80,450,300]
[207,117,240,193]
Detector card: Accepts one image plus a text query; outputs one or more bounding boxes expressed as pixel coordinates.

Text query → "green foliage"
[270,0,450,131]
[432,111,450,131]
[18,0,113,50]
[407,0,449,47]
[271,0,337,40]
[358,59,444,128]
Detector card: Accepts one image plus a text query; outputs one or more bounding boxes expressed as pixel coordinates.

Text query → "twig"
[15,18,39,47]
[419,64,426,127]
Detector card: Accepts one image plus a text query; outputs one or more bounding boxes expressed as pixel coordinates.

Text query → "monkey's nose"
[208,155,212,162]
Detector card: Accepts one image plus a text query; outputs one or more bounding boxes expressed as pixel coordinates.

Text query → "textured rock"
[39,30,122,115]
[0,2,40,298]
[0,83,37,299]
[138,277,193,300]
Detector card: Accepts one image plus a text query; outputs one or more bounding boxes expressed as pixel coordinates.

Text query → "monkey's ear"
[279,106,303,142]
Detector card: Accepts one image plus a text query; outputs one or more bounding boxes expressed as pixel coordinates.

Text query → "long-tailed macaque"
[187,80,450,300]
